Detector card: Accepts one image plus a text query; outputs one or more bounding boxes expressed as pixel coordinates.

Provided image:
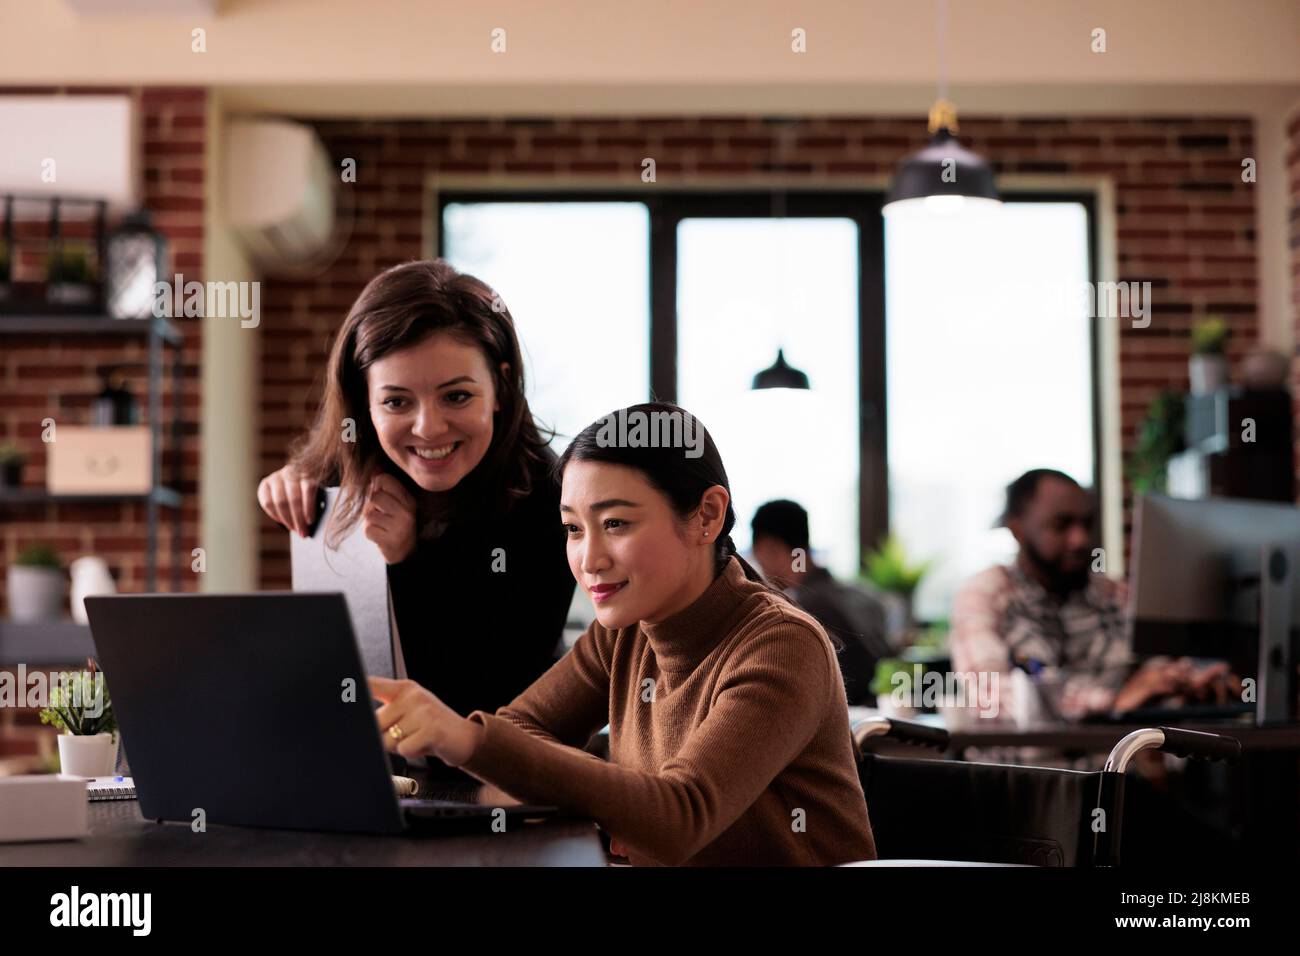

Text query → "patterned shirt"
[951,564,1135,722]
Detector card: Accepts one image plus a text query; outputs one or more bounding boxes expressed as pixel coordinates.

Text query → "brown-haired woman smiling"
[368,403,877,866]
[258,259,574,725]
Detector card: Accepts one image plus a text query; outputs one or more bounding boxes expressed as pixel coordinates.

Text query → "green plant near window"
[1127,388,1186,494]
[0,442,25,466]
[1191,316,1229,355]
[911,619,949,651]
[15,543,63,571]
[45,245,94,284]
[862,534,931,597]
[39,659,117,738]
[869,657,913,700]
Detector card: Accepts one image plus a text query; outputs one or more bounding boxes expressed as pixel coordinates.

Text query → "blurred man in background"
[751,499,891,705]
[951,468,1236,721]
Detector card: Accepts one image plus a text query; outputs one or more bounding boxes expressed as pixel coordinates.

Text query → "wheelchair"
[848,717,1243,866]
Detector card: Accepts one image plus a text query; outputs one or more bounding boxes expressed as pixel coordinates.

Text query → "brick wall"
[257,114,1259,589]
[0,87,205,609]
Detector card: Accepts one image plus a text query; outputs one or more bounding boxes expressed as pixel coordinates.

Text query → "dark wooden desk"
[0,799,608,867]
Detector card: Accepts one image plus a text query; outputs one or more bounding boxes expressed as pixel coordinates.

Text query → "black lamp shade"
[752,349,810,390]
[884,127,1000,213]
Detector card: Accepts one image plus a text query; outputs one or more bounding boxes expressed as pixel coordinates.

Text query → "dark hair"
[291,258,552,546]
[751,499,811,552]
[556,402,771,586]
[999,468,1081,526]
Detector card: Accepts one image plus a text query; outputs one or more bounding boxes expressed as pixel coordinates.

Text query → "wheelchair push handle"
[854,716,950,751]
[887,718,951,749]
[1157,727,1242,763]
[1104,726,1242,773]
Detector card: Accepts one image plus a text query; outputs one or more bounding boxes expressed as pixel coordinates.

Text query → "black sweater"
[385,451,576,722]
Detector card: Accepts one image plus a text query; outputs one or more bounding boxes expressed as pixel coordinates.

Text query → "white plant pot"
[6,565,65,622]
[1189,354,1229,395]
[70,556,116,625]
[57,732,118,777]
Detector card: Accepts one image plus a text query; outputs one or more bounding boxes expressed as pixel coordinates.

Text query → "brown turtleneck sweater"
[460,556,877,866]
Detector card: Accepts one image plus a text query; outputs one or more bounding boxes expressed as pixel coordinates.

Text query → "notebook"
[86,776,137,801]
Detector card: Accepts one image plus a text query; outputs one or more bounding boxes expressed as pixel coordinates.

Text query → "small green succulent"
[39,660,117,737]
[1191,316,1229,356]
[15,544,63,571]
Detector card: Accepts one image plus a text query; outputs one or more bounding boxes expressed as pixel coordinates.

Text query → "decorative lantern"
[105,210,167,320]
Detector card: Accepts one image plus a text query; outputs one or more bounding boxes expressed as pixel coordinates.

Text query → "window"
[675,216,862,575]
[441,201,651,448]
[438,192,1098,625]
[884,200,1096,620]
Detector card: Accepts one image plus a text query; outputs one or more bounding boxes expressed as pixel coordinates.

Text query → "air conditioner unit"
[225,119,336,268]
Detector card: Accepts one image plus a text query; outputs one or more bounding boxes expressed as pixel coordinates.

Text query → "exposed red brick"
[251,113,1270,587]
[0,85,205,602]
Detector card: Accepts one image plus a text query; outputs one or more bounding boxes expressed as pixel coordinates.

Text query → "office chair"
[848,717,1242,866]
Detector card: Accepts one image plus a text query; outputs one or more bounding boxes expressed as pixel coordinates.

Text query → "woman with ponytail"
[366,403,877,866]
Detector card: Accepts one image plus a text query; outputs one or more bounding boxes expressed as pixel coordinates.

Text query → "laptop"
[84,591,557,835]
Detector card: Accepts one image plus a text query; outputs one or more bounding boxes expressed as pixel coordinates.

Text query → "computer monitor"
[1129,493,1300,724]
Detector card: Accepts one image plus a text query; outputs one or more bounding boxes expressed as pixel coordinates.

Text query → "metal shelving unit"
[0,314,186,593]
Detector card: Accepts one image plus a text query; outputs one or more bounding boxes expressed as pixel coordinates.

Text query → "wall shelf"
[0,312,187,591]
[0,619,96,667]
[0,315,182,345]
[0,487,182,508]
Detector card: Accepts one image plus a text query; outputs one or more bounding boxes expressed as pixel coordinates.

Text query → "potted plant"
[45,244,98,308]
[870,657,919,717]
[1127,389,1186,494]
[7,543,66,622]
[0,441,24,488]
[40,658,118,777]
[862,534,932,640]
[1189,316,1229,394]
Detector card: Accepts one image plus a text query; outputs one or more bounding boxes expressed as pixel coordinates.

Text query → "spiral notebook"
[86,776,137,801]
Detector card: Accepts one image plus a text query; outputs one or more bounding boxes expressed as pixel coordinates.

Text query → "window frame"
[436,188,1098,570]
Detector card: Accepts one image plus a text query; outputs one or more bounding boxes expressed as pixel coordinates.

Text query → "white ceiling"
[0,0,1294,118]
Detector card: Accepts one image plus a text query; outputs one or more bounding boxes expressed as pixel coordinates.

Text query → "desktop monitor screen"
[1129,493,1300,713]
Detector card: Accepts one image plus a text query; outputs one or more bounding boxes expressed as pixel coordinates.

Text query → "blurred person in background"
[950,468,1238,722]
[750,499,891,705]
